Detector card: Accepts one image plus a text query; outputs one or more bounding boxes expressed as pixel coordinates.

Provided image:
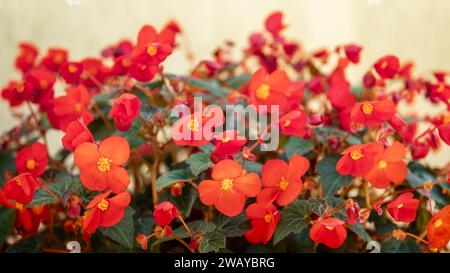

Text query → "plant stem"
[177,215,192,236]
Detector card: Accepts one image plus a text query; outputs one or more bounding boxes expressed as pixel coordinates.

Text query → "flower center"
[444,115,450,124]
[16,177,24,186]
[97,199,109,211]
[26,159,37,170]
[53,52,64,64]
[68,64,78,73]
[16,83,25,93]
[350,149,363,160]
[378,160,388,169]
[220,178,234,191]
[437,83,445,92]
[435,219,443,228]
[362,103,374,115]
[122,58,131,67]
[147,45,158,56]
[397,203,404,209]
[222,137,230,143]
[187,118,200,132]
[74,103,82,112]
[264,214,272,223]
[325,225,334,231]
[380,61,388,69]
[279,177,289,190]
[97,156,112,172]
[40,80,48,90]
[256,84,270,100]
[283,119,291,127]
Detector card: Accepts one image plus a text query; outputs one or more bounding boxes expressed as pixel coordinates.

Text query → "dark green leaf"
[314,126,362,145]
[166,74,231,97]
[307,198,327,216]
[225,73,251,89]
[199,231,226,253]
[186,152,212,176]
[317,155,353,197]
[243,161,263,175]
[28,174,81,207]
[170,186,198,217]
[407,163,449,206]
[156,168,194,192]
[99,207,135,248]
[215,213,251,237]
[6,235,43,253]
[381,238,422,253]
[0,208,16,244]
[273,200,311,245]
[174,220,216,239]
[92,93,110,104]
[140,104,159,122]
[285,137,315,158]
[0,150,15,186]
[349,223,372,242]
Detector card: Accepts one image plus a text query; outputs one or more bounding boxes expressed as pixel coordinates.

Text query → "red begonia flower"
[387,192,420,223]
[211,130,247,162]
[109,93,142,132]
[48,85,94,130]
[374,55,400,79]
[62,118,94,152]
[199,159,261,217]
[153,201,180,227]
[110,56,132,76]
[310,217,347,249]
[344,44,362,64]
[351,100,396,127]
[327,62,356,110]
[82,191,131,234]
[258,155,310,206]
[364,141,407,188]
[245,202,280,244]
[2,173,38,205]
[336,143,383,177]
[15,42,38,74]
[427,205,450,249]
[278,110,308,138]
[130,25,174,67]
[265,11,285,36]
[345,200,360,225]
[25,68,56,108]
[60,62,83,84]
[74,136,131,193]
[40,48,68,72]
[80,58,108,89]
[437,115,450,145]
[16,142,48,177]
[15,205,51,235]
[1,80,33,107]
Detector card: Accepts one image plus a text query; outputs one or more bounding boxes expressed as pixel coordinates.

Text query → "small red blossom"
[345,199,360,225]
[80,58,108,89]
[387,193,420,223]
[60,62,83,84]
[15,205,51,235]
[211,130,247,162]
[1,81,32,107]
[25,68,56,108]
[265,11,285,36]
[153,201,180,227]
[245,202,280,244]
[427,205,450,249]
[351,100,396,126]
[74,136,131,193]
[336,143,383,177]
[15,42,38,74]
[310,217,347,249]
[62,118,94,152]
[374,55,400,79]
[109,93,142,132]
[199,159,261,217]
[327,61,356,110]
[82,191,131,234]
[2,173,38,205]
[40,48,68,72]
[16,142,48,177]
[344,44,362,64]
[278,110,308,138]
[258,155,310,206]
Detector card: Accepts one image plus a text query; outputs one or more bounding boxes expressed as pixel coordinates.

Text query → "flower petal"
[98,136,130,166]
[234,173,261,197]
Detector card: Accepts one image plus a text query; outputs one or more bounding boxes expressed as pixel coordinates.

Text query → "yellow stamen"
[74,103,82,112]
[147,45,158,56]
[264,214,272,223]
[437,83,445,92]
[187,118,200,132]
[40,80,48,90]
[16,177,24,186]
[26,159,37,170]
[53,52,64,64]
[97,156,112,172]
[68,64,78,73]
[362,103,374,115]
[350,149,363,160]
[435,219,443,228]
[325,225,334,231]
[378,160,388,169]
[222,137,230,143]
[97,199,109,211]
[16,83,25,93]
[283,119,291,127]
[256,84,270,100]
[397,203,404,209]
[220,178,234,191]
[279,177,289,190]
[381,61,388,69]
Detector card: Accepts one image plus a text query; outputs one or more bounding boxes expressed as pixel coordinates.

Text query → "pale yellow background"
[0,0,449,166]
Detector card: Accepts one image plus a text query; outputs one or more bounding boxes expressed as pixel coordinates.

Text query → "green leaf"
[225,73,251,89]
[166,74,231,97]
[174,220,216,239]
[407,162,449,206]
[156,168,194,192]
[317,155,353,197]
[99,207,135,248]
[170,186,198,217]
[381,238,422,253]
[28,174,81,207]
[0,150,15,186]
[6,235,43,253]
[243,161,263,175]
[215,213,251,238]
[0,208,16,244]
[349,223,372,242]
[140,104,159,122]
[314,126,362,145]
[307,198,327,216]
[92,93,110,104]
[273,200,311,245]
[199,231,226,253]
[186,152,212,176]
[285,137,315,158]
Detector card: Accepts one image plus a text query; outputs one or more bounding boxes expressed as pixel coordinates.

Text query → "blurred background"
[0,0,449,166]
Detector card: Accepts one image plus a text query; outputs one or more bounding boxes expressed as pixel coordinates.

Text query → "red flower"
[258,155,310,206]
[364,141,407,188]
[25,68,56,108]
[344,44,362,64]
[265,11,285,36]
[327,61,356,110]
[153,201,180,227]
[199,159,261,217]
[336,143,383,177]
[345,200,360,225]
[374,55,400,79]
[16,142,48,177]
[80,58,108,89]
[128,62,158,82]
[74,136,131,193]
[130,25,174,66]
[2,173,38,205]
[211,130,247,162]
[438,116,450,145]
[427,205,450,249]
[351,100,396,126]
[15,205,51,235]
[278,110,308,138]
[82,191,131,234]
[62,118,94,152]
[310,217,347,249]
[60,62,83,84]
[387,193,420,223]
[1,80,32,107]
[245,202,280,244]
[109,93,142,132]
[40,48,68,72]
[248,67,303,114]
[48,85,94,130]
[15,42,38,74]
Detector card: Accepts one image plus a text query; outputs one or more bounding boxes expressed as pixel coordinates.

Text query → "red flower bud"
[109,93,142,132]
[153,201,180,227]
